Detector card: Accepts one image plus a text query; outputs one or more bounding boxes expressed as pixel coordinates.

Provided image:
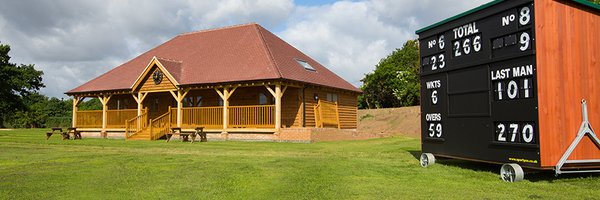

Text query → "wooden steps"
[127,130,151,140]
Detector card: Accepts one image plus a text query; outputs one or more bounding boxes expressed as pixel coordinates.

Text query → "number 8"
[519,7,531,26]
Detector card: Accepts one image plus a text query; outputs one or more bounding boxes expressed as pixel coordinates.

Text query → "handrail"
[314,103,321,128]
[149,111,171,140]
[314,100,340,128]
[125,111,148,138]
[76,110,104,113]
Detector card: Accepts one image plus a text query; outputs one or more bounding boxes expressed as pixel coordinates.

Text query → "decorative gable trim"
[131,56,180,91]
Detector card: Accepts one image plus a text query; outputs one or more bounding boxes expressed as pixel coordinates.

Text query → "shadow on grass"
[408,150,421,160]
[407,150,600,182]
[525,170,600,182]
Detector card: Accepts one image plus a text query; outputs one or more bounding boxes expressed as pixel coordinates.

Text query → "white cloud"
[0,0,488,98]
[0,0,292,98]
[279,0,489,86]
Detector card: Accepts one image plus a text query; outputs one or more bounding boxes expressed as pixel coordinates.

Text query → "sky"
[0,0,489,98]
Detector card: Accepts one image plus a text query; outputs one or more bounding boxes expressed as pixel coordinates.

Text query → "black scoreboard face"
[418,0,541,167]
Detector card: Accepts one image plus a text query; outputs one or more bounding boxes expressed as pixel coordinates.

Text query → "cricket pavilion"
[65,23,361,142]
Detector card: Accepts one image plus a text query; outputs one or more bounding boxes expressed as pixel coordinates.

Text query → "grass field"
[1,129,599,199]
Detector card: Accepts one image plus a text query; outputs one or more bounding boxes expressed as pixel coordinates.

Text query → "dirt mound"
[357,106,421,138]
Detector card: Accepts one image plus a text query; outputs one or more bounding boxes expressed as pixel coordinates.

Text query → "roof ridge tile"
[178,22,258,36]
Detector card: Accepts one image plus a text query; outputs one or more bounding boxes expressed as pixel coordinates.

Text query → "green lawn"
[0,129,599,199]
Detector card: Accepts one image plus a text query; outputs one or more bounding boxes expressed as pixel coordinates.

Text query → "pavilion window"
[326,93,338,102]
[295,59,316,71]
[184,96,194,107]
[196,96,202,107]
[259,93,268,105]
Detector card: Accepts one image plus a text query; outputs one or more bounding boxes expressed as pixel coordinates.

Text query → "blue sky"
[0,0,489,98]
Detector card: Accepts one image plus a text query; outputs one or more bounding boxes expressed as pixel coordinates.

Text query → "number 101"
[494,78,533,101]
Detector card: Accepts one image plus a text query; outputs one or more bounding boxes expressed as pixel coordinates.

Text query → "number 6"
[431,90,438,105]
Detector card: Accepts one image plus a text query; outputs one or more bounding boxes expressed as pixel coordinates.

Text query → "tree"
[0,42,45,127]
[359,40,420,108]
[78,98,102,110]
[5,93,73,128]
[7,92,48,128]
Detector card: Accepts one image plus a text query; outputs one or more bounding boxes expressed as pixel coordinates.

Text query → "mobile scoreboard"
[416,0,600,182]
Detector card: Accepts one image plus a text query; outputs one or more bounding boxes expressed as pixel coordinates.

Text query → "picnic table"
[46,127,82,140]
[166,127,205,143]
[46,127,69,140]
[67,127,82,140]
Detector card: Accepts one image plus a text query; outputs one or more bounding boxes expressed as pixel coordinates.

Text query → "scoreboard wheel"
[420,153,436,167]
[500,163,524,182]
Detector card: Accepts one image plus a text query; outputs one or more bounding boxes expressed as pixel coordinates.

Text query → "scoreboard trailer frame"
[415,0,600,181]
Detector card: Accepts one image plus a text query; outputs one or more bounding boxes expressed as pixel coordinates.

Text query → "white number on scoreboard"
[453,35,482,57]
[494,78,533,101]
[428,123,443,138]
[495,122,535,144]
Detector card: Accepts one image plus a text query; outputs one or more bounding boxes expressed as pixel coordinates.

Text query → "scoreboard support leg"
[555,100,600,175]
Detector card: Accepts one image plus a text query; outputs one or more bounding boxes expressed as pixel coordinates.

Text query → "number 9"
[519,32,530,51]
[435,123,442,137]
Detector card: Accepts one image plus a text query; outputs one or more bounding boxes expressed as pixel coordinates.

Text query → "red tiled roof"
[66,23,361,94]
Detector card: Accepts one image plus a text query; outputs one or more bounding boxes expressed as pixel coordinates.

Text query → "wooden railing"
[76,110,102,128]
[149,111,171,140]
[314,100,340,128]
[229,105,275,128]
[170,105,274,129]
[107,109,137,128]
[125,112,148,138]
[172,107,223,128]
[76,109,138,128]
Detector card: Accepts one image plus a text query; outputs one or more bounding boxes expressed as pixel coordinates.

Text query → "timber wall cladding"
[281,88,302,128]
[535,0,600,166]
[139,65,176,92]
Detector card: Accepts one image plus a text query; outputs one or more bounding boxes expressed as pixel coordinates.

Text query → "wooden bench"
[196,127,207,142]
[46,127,69,140]
[166,127,205,143]
[67,127,82,140]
